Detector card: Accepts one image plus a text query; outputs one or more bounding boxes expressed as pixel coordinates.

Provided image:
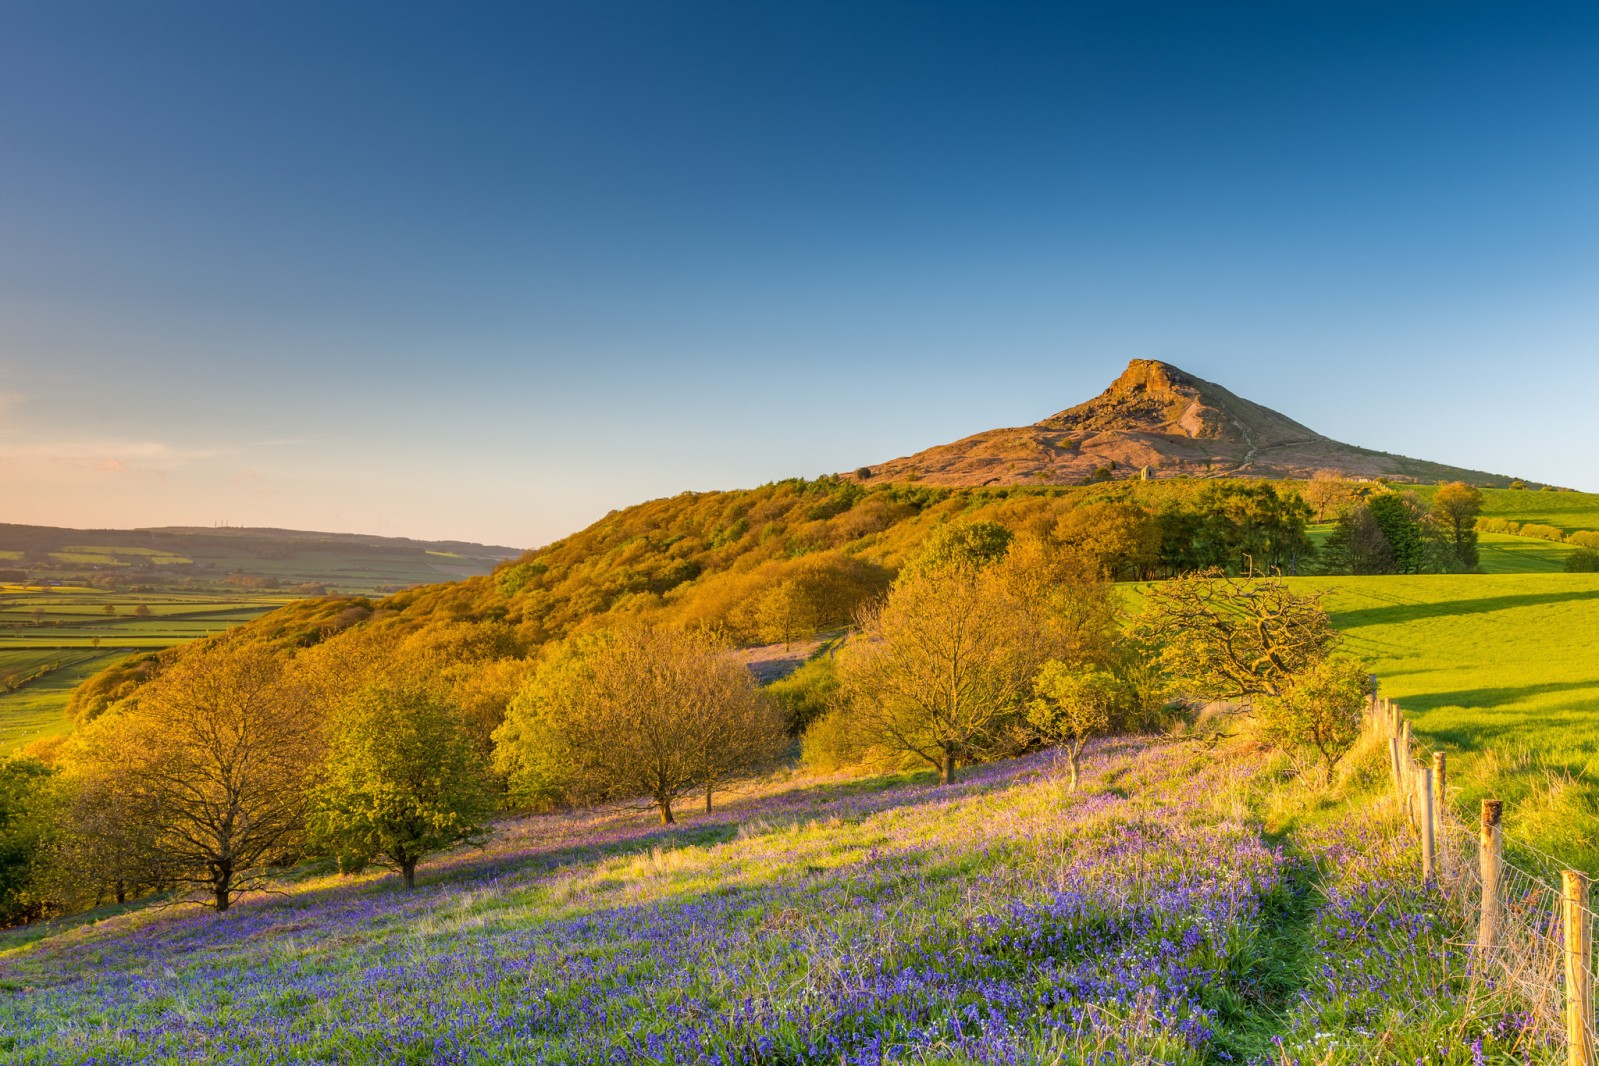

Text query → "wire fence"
[1368,694,1596,1064]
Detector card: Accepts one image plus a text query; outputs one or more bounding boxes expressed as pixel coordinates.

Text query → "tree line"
[1,477,1502,925]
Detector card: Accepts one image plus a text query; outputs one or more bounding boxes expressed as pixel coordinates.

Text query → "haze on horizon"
[2,1,1596,549]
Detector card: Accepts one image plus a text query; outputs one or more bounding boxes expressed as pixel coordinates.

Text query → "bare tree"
[1136,569,1337,702]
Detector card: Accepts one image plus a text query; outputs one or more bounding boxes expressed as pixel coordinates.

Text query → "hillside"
[0,737,1523,1064]
[853,359,1524,488]
[0,523,522,594]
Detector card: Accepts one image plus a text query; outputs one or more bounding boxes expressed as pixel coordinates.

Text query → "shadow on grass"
[1329,588,1599,629]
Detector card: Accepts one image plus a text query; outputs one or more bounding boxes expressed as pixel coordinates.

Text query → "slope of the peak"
[853,359,1513,488]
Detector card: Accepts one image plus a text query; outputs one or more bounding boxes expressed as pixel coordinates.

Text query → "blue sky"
[2,1,1595,547]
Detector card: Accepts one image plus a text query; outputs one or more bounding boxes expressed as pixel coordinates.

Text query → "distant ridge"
[852,359,1515,487]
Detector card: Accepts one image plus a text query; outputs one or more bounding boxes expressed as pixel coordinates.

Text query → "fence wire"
[1371,697,1597,1057]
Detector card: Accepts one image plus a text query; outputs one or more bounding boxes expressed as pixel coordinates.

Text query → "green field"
[1410,485,1599,534]
[0,585,293,755]
[1288,573,1599,870]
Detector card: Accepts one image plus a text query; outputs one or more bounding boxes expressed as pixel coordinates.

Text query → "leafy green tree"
[1028,665,1121,792]
[1257,654,1372,779]
[1319,503,1395,575]
[1431,482,1483,570]
[1367,493,1426,573]
[309,686,494,889]
[1566,548,1599,573]
[0,757,57,927]
[836,545,1071,786]
[898,521,1013,581]
[495,625,782,824]
[68,644,320,912]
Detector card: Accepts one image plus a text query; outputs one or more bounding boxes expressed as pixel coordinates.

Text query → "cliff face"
[852,359,1511,487]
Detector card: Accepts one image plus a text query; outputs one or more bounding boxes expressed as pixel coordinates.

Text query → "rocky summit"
[852,359,1510,487]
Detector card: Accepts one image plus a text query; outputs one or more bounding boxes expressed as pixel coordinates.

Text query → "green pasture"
[1410,485,1599,535]
[1288,574,1599,757]
[0,650,123,753]
[1287,573,1599,870]
[0,586,291,755]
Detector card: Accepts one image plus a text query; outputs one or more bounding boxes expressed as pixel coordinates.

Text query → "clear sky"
[2,2,1595,548]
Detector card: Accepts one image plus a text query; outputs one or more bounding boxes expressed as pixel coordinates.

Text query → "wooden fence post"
[1420,765,1436,883]
[1479,799,1503,955]
[1565,871,1595,1066]
[1389,738,1403,795]
[1432,752,1448,881]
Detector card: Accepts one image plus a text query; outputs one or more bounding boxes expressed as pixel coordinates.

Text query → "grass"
[0,586,293,755]
[0,738,1546,1064]
[1288,573,1599,871]
[0,651,122,752]
[1409,485,1599,535]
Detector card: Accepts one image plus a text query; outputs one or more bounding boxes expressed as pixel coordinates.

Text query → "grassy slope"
[1408,486,1599,534]
[0,653,123,753]
[0,738,1530,1065]
[0,585,293,755]
[1294,573,1599,871]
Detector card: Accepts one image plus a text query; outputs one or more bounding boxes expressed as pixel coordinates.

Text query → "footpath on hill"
[0,732,1550,1066]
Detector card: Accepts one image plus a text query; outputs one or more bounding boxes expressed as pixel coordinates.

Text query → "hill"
[853,359,1526,487]
[0,737,1520,1064]
[0,523,522,594]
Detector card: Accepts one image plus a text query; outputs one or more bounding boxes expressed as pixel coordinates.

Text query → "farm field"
[0,585,293,754]
[0,524,522,595]
[1403,486,1599,534]
[0,737,1524,1065]
[1291,572,1599,870]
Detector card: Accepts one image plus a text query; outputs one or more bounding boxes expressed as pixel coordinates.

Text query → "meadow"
[1290,572,1599,871]
[0,585,292,754]
[0,735,1532,1065]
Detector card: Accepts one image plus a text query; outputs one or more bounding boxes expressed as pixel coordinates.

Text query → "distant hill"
[853,359,1522,488]
[0,524,523,594]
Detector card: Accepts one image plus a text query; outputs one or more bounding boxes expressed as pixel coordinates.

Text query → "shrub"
[1518,523,1565,543]
[1568,531,1599,550]
[1566,549,1599,573]
[765,655,839,736]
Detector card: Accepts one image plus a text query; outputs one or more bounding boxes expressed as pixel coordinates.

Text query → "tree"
[835,554,1050,785]
[495,625,782,824]
[1137,569,1338,702]
[101,603,117,616]
[1566,549,1599,573]
[1431,482,1483,571]
[1256,654,1371,779]
[1053,502,1160,580]
[132,604,153,618]
[1320,504,1396,575]
[0,757,57,926]
[309,686,494,889]
[49,759,161,908]
[899,522,1013,580]
[1366,493,1425,573]
[69,643,319,911]
[1028,665,1120,792]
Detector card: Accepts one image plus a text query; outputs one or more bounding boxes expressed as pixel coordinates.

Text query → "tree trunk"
[213,871,232,913]
[1067,741,1084,792]
[658,798,675,825]
[705,782,713,814]
[939,751,957,786]
[115,879,126,905]
[401,858,417,890]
